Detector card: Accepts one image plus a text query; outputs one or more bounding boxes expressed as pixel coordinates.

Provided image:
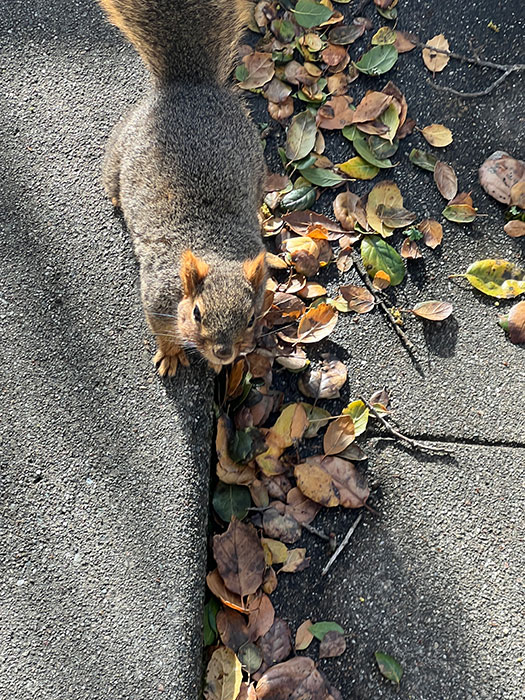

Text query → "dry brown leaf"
[373,270,391,289]
[434,161,458,200]
[352,91,393,123]
[323,416,356,455]
[319,630,347,659]
[504,220,525,238]
[340,285,375,313]
[263,77,292,104]
[421,123,453,147]
[262,505,302,544]
[255,656,335,699]
[294,462,339,507]
[280,548,310,574]
[206,569,247,613]
[316,96,355,130]
[400,238,422,259]
[333,191,368,230]
[295,619,314,651]
[297,355,347,399]
[478,151,525,204]
[296,455,370,509]
[297,282,327,299]
[262,566,278,595]
[217,607,250,652]
[295,303,338,343]
[411,300,453,321]
[510,181,525,208]
[237,683,257,700]
[285,487,321,525]
[283,210,345,237]
[422,34,450,72]
[321,43,348,67]
[418,219,443,248]
[394,30,418,53]
[268,97,294,122]
[327,72,349,96]
[247,593,275,642]
[507,301,525,344]
[213,520,265,599]
[257,618,293,667]
[239,52,275,89]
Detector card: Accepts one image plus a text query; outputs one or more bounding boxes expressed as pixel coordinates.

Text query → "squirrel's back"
[99,0,250,84]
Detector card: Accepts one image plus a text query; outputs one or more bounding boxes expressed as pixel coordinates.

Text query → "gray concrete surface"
[1,1,524,700]
[259,1,525,698]
[1,2,213,698]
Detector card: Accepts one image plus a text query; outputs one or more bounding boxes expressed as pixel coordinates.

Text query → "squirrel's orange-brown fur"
[98,0,267,376]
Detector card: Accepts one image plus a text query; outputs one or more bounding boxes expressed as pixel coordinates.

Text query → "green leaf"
[379,103,400,142]
[295,154,318,170]
[229,429,253,462]
[301,403,331,438]
[235,64,249,82]
[285,110,318,162]
[361,235,405,286]
[272,18,296,43]
[375,651,403,684]
[237,642,263,674]
[342,124,357,142]
[342,400,369,436]
[454,259,525,299]
[409,148,437,172]
[337,156,379,180]
[406,226,424,241]
[203,598,220,646]
[377,7,398,20]
[280,185,317,212]
[368,135,399,160]
[293,0,333,29]
[354,45,398,76]
[442,203,477,223]
[300,167,346,187]
[353,130,394,169]
[309,621,345,641]
[212,483,252,522]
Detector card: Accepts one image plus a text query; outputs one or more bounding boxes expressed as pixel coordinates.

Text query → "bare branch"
[321,513,363,576]
[427,69,516,98]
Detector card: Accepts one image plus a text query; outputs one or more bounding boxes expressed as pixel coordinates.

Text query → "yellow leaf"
[366,181,403,236]
[456,259,525,298]
[422,34,450,72]
[337,156,379,180]
[342,400,369,436]
[204,647,242,700]
[421,123,453,147]
[294,462,340,507]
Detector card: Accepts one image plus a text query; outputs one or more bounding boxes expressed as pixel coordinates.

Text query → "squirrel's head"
[177,249,267,369]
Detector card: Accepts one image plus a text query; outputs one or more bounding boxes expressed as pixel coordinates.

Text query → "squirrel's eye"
[193,305,202,323]
[247,313,255,329]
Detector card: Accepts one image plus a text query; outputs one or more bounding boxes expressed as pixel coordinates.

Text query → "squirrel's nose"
[213,344,234,362]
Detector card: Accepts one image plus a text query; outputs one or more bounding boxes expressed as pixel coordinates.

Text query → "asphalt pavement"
[1,1,524,699]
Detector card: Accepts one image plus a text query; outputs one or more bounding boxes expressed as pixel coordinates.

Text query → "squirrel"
[98,0,268,376]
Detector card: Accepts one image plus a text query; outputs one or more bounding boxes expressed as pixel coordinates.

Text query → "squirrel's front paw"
[153,347,189,377]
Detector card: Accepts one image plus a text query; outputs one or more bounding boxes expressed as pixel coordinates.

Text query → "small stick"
[413,40,525,73]
[350,250,418,356]
[427,69,516,99]
[359,396,451,454]
[303,523,331,542]
[321,513,363,576]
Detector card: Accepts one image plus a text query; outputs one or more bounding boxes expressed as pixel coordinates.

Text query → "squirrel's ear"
[180,250,210,297]
[243,251,267,291]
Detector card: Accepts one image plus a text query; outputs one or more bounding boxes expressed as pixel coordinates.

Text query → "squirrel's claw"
[153,347,189,377]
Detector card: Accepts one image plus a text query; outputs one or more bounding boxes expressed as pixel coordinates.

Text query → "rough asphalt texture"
[0,1,524,700]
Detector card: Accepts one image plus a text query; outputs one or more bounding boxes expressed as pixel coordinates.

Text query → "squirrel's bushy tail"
[99,0,250,84]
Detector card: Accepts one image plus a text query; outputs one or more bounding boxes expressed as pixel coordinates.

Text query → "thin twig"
[413,40,525,72]
[411,40,524,98]
[427,69,516,98]
[321,513,363,576]
[303,523,331,542]
[360,396,452,454]
[350,249,418,356]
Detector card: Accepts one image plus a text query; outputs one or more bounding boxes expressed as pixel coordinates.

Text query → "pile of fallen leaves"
[204,2,525,698]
